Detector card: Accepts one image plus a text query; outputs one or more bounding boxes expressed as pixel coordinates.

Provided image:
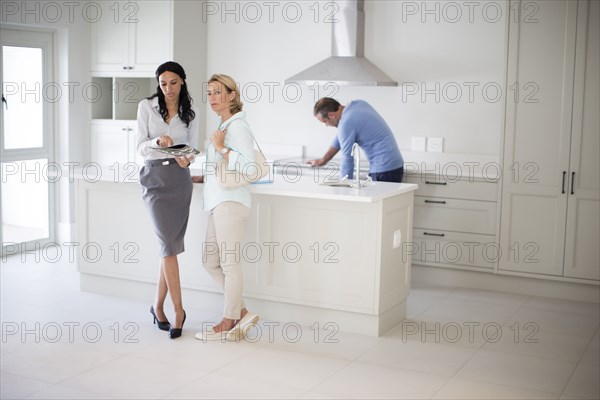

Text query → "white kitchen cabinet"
[91,120,142,167]
[89,1,207,165]
[90,1,172,76]
[406,173,498,271]
[89,77,153,167]
[563,0,600,280]
[499,0,599,281]
[91,77,155,120]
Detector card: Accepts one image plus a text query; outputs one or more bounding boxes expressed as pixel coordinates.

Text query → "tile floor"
[1,252,599,399]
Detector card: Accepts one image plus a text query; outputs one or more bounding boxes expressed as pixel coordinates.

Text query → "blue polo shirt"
[331,100,404,179]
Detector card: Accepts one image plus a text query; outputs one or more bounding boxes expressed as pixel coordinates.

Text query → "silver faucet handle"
[352,175,372,188]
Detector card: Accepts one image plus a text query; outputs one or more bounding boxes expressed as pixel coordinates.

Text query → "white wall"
[204,0,507,158]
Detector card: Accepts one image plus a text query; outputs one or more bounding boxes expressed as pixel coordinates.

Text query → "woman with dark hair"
[192,74,259,341]
[136,61,199,339]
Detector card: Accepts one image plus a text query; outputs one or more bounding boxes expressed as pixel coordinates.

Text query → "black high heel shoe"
[150,305,170,331]
[169,310,186,339]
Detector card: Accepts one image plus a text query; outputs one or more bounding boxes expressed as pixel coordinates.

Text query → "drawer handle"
[424,200,446,204]
[425,181,447,185]
[423,232,445,237]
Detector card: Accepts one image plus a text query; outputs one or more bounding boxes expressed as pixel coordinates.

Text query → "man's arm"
[307,146,339,167]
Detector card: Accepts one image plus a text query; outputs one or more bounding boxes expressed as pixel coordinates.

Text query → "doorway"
[1,28,55,256]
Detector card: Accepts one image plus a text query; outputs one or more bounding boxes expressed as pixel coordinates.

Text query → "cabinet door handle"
[424,200,446,204]
[425,181,447,185]
[562,171,566,194]
[122,66,128,70]
[423,232,445,237]
[571,171,575,195]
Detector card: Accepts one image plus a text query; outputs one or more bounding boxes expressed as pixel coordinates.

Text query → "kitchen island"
[76,166,417,336]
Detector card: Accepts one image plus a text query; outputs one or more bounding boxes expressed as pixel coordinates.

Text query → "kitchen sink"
[319,181,354,187]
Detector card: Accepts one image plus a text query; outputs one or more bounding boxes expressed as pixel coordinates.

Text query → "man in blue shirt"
[309,98,404,182]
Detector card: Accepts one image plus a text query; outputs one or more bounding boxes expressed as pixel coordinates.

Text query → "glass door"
[1,28,55,255]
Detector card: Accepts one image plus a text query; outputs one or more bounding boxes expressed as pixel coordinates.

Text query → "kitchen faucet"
[344,143,372,188]
[352,143,361,183]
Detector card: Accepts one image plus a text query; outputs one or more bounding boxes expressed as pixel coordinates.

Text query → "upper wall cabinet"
[499,0,599,281]
[90,1,172,76]
[90,0,206,90]
[88,1,207,166]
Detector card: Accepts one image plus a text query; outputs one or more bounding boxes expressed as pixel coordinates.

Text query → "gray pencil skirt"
[140,158,193,257]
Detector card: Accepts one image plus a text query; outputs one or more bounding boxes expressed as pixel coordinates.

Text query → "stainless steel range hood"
[285,0,397,87]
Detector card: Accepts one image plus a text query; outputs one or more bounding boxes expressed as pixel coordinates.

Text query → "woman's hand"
[191,175,204,183]
[175,156,190,168]
[210,130,226,150]
[175,154,195,168]
[156,135,174,147]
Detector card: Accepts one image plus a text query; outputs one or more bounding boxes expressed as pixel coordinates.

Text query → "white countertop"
[273,151,501,182]
[73,164,417,203]
[248,175,418,203]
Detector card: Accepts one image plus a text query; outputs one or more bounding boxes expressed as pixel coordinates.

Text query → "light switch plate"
[427,137,444,152]
[411,136,427,152]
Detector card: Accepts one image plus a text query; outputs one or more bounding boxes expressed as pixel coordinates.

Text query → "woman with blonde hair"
[193,74,259,341]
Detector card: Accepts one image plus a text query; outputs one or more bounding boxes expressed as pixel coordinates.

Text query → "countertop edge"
[71,166,418,203]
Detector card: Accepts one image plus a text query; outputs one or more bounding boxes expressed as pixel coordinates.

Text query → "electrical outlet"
[411,136,427,152]
[427,137,444,152]
[393,229,402,249]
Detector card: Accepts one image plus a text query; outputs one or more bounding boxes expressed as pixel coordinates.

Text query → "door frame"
[1,26,57,255]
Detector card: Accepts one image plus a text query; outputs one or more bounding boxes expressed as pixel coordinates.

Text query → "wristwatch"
[219,147,230,155]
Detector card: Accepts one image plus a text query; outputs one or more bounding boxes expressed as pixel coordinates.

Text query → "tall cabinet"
[499,0,599,281]
[564,0,600,280]
[89,0,207,166]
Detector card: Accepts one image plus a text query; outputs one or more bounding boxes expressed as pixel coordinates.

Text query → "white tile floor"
[1,253,599,399]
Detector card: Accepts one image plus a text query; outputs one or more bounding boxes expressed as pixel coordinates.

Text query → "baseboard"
[412,265,600,303]
[80,273,405,336]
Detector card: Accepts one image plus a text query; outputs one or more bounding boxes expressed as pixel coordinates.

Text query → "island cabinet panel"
[77,176,417,336]
[377,194,414,313]
[77,181,220,292]
[244,195,379,312]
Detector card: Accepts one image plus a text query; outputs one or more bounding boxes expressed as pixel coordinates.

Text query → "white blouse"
[136,97,200,161]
